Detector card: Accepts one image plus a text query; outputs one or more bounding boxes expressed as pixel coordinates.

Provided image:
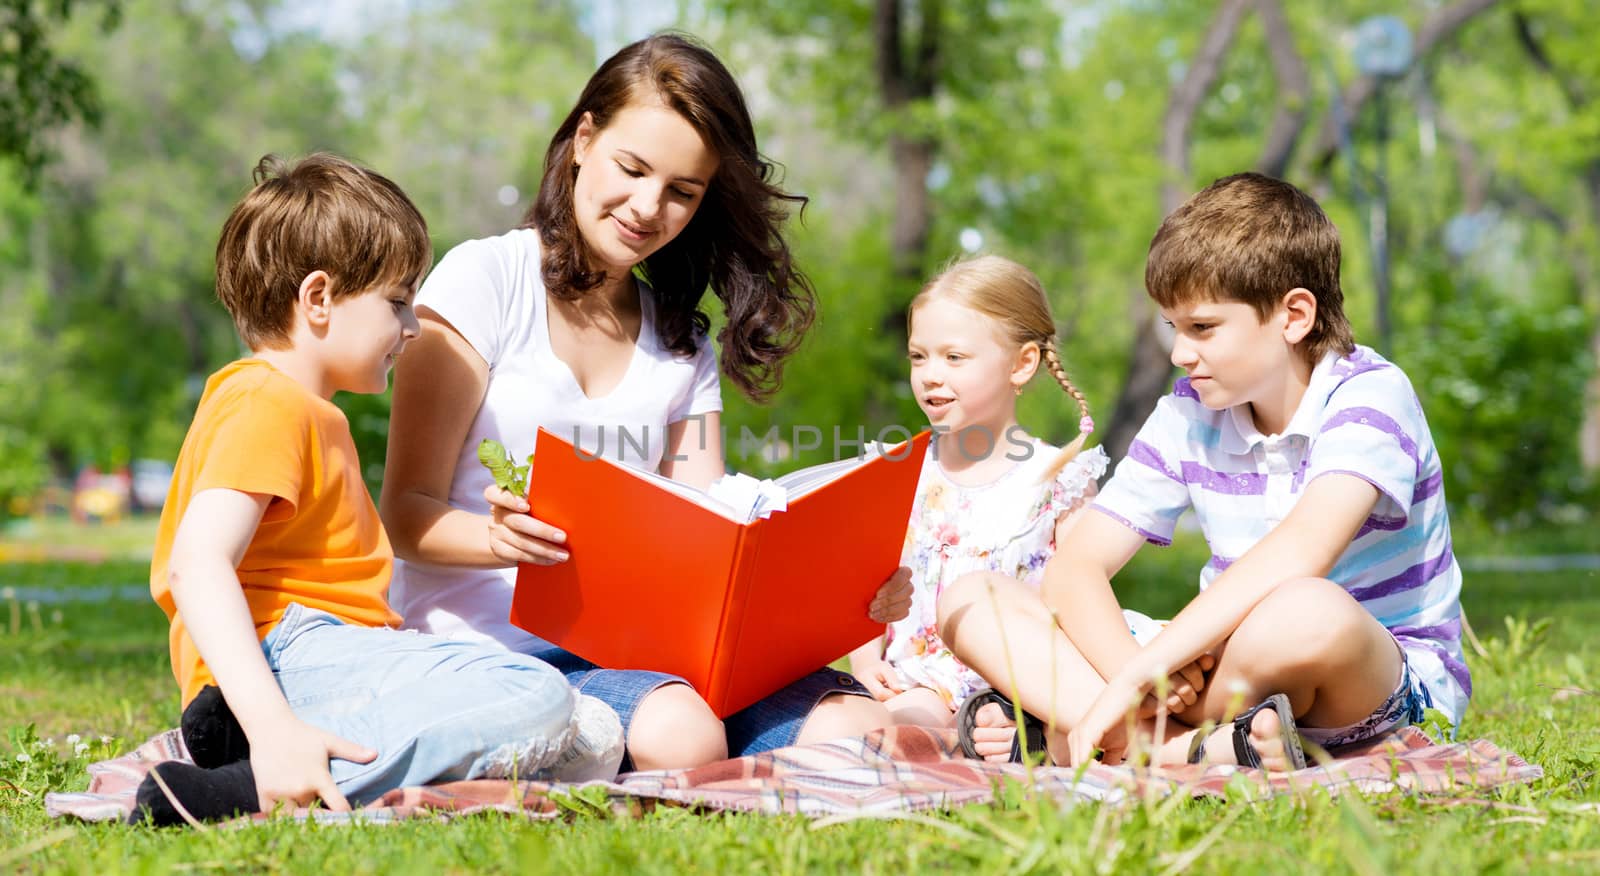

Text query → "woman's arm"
[381,311,568,567]
[658,411,725,491]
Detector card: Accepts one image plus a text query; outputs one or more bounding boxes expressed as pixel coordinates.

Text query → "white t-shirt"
[390,227,723,648]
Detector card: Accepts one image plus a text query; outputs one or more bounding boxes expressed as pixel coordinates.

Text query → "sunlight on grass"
[0,516,162,563]
[3,529,1599,872]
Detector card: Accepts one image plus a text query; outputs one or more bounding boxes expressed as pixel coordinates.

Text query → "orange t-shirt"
[150,358,401,706]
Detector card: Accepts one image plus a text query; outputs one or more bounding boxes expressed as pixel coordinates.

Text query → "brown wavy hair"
[524,33,815,401]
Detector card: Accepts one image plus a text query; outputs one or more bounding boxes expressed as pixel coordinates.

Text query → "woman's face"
[572,98,720,275]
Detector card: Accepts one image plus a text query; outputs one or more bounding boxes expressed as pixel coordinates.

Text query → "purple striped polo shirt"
[1093,345,1470,724]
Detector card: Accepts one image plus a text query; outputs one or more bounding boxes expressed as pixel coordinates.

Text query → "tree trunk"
[873,0,940,338]
[888,133,933,282]
[1254,0,1310,178]
[1102,0,1249,461]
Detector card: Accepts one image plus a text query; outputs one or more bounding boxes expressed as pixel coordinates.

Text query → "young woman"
[380,34,909,771]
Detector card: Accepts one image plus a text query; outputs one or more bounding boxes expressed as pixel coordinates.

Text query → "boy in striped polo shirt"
[941,172,1467,770]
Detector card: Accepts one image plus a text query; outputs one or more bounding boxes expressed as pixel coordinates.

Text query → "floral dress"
[882,438,1110,708]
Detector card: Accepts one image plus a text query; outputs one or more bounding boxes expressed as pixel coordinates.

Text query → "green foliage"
[478,438,531,497]
[0,0,120,186]
[0,724,119,798]
[1408,280,1595,523]
[6,545,1600,871]
[1,0,1597,527]
[1476,615,1556,679]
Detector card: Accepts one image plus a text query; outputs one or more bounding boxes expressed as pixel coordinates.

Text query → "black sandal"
[1186,692,1307,770]
[955,689,1050,764]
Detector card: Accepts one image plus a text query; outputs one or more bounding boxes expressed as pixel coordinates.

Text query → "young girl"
[381,34,910,773]
[849,256,1148,735]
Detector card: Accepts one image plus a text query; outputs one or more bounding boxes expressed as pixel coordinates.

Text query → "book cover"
[509,428,930,717]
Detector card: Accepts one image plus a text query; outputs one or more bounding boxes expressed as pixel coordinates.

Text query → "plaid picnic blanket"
[46,725,1542,825]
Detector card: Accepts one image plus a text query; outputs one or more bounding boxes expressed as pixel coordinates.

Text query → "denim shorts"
[1298,642,1432,749]
[518,639,870,765]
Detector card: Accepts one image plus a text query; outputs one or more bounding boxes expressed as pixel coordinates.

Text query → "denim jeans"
[262,603,578,804]
[521,638,870,764]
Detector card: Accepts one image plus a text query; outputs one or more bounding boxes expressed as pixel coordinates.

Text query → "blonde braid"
[1039,337,1095,482]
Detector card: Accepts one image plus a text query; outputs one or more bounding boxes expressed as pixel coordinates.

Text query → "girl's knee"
[885,687,955,727]
[936,571,1016,637]
[626,683,726,769]
[795,693,891,745]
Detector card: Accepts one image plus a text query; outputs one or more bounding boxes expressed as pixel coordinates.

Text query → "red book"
[510,428,930,717]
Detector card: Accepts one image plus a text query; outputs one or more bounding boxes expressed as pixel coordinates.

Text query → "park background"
[3,0,1599,871]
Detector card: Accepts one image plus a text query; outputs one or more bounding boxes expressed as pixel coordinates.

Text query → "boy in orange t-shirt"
[134,154,620,825]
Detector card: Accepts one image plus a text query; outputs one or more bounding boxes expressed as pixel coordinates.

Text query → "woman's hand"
[867,566,914,623]
[484,485,569,566]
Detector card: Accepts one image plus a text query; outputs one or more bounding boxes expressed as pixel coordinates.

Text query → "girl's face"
[572,98,720,276]
[907,296,1035,436]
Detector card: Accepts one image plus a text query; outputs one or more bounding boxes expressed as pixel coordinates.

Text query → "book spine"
[704,518,765,717]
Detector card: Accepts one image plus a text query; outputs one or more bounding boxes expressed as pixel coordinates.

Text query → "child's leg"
[1172,577,1403,766]
[718,670,886,755]
[622,683,729,769]
[180,685,248,768]
[882,686,956,728]
[936,571,1116,761]
[264,606,594,803]
[133,606,599,824]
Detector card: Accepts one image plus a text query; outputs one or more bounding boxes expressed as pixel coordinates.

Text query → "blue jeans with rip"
[261,602,579,804]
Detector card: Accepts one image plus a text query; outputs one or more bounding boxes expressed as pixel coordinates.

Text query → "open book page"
[572,438,915,525]
[720,439,915,517]
[771,440,904,496]
[608,462,748,521]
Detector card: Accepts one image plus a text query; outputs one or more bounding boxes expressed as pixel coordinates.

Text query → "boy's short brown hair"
[1145,172,1354,361]
[215,153,432,350]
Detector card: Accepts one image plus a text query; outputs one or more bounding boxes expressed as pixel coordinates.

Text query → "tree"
[0,0,119,185]
[0,0,601,509]
[1103,0,1507,461]
[709,0,1596,523]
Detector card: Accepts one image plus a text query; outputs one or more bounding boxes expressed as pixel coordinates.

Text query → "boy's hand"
[1139,652,1215,718]
[484,485,569,566]
[249,714,376,814]
[1067,680,1143,766]
[868,566,914,623]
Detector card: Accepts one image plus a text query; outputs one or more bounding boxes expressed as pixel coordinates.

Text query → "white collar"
[1217,351,1340,453]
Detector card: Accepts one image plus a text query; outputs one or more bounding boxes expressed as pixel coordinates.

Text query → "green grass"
[0,515,161,563]
[4,525,1600,874]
